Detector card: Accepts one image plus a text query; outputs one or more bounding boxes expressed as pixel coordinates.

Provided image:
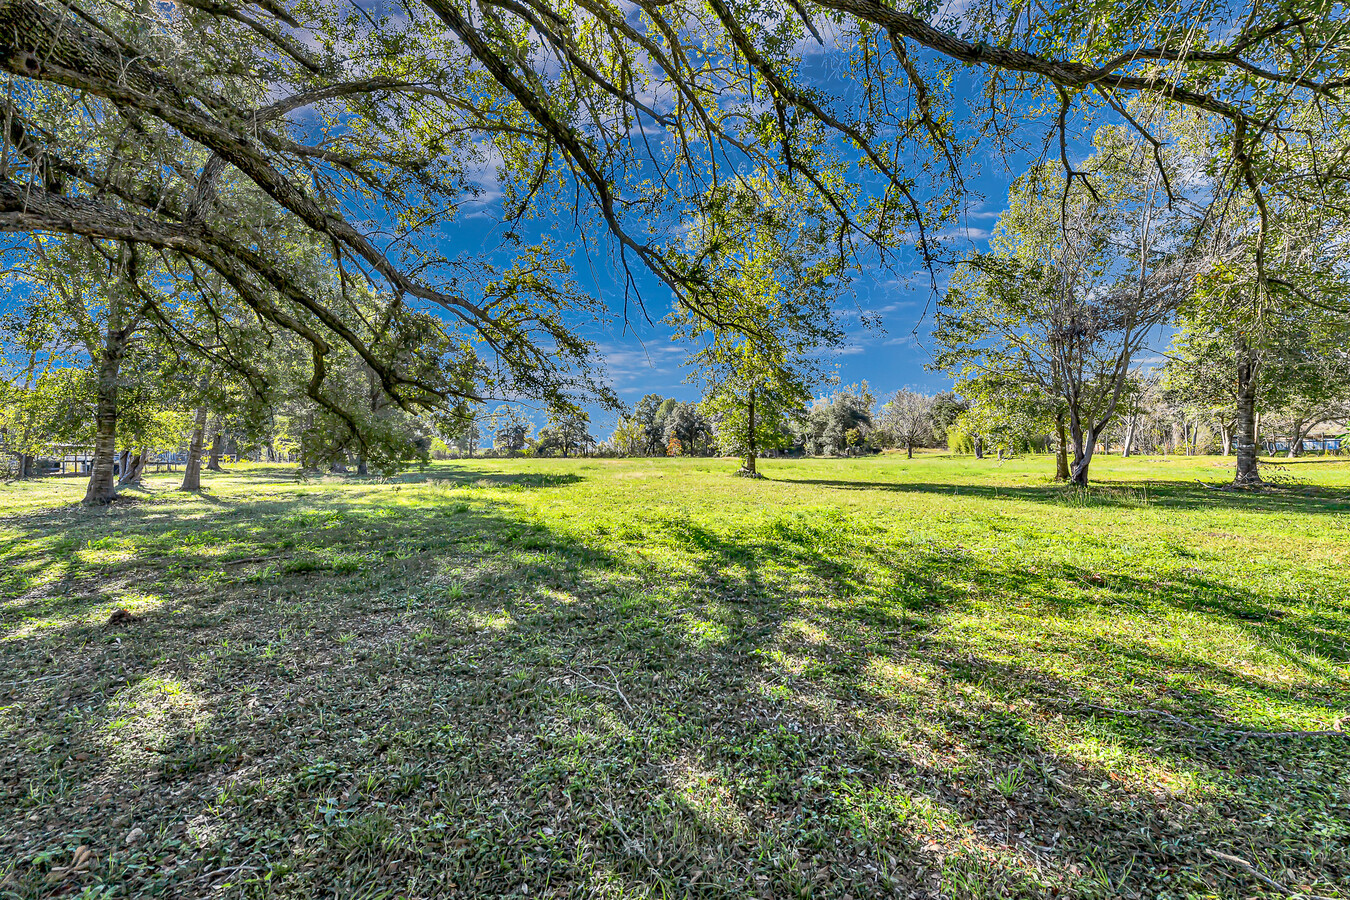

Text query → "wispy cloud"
[598,341,686,390]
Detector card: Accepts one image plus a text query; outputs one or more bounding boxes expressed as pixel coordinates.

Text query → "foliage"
[936,119,1205,483]
[487,405,533,454]
[798,384,875,456]
[669,174,847,471]
[534,410,595,457]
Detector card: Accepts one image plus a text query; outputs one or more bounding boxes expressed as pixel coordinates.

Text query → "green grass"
[1,453,1347,899]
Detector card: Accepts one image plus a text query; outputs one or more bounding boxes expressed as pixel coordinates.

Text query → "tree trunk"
[180,403,209,491]
[973,436,984,459]
[1220,421,1233,457]
[1286,419,1306,458]
[1055,413,1070,481]
[82,333,128,506]
[207,425,223,470]
[356,455,369,476]
[1233,339,1261,485]
[743,389,757,475]
[1067,406,1095,486]
[119,450,146,485]
[906,442,913,459]
[1121,415,1136,458]
[1070,432,1096,486]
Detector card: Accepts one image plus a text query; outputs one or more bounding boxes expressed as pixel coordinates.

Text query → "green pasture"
[1,453,1346,898]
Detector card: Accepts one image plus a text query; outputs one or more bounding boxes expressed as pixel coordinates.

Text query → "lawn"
[1,453,1347,899]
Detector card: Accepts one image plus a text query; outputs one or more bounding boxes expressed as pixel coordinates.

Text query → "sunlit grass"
[0,452,1347,898]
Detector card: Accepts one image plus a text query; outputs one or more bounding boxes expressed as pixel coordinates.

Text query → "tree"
[5,0,1342,464]
[609,415,646,457]
[661,403,714,457]
[671,175,845,476]
[936,122,1201,485]
[489,405,532,454]
[878,391,936,459]
[929,393,969,450]
[629,396,673,457]
[535,410,594,457]
[1167,299,1350,461]
[800,385,874,456]
[0,0,614,497]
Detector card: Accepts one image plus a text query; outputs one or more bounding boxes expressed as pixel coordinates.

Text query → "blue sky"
[450,63,1034,437]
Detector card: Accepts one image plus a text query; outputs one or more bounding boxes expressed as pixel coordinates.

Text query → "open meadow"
[1,454,1348,899]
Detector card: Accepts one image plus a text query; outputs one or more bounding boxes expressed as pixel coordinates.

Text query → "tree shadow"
[383,467,586,489]
[774,476,1350,515]
[0,481,1346,899]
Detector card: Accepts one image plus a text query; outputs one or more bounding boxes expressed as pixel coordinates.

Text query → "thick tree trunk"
[180,403,209,491]
[1121,415,1136,458]
[1068,410,1095,486]
[356,456,369,476]
[82,336,127,506]
[119,449,146,485]
[906,442,913,459]
[1070,436,1095,486]
[1233,340,1261,485]
[207,426,223,470]
[1055,413,1070,481]
[743,389,757,475]
[1286,419,1307,458]
[973,436,984,459]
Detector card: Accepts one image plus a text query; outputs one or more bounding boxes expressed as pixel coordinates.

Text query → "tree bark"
[119,449,145,485]
[1069,435,1095,486]
[1233,338,1261,485]
[973,436,984,459]
[356,455,369,476]
[207,425,223,470]
[743,389,757,475]
[180,403,209,491]
[906,442,913,459]
[1068,408,1095,485]
[1055,413,1070,481]
[1220,421,1233,457]
[82,329,129,506]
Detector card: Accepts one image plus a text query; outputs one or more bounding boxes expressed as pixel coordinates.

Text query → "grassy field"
[1,453,1347,899]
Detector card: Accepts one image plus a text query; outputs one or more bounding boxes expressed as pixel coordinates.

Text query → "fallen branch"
[558,665,633,713]
[1204,849,1343,900]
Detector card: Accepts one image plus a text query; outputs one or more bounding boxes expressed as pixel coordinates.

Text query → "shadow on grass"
[378,466,587,489]
[0,482,1346,899]
[773,475,1350,515]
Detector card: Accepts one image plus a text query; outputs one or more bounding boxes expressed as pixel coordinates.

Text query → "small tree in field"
[671,175,845,476]
[879,390,936,459]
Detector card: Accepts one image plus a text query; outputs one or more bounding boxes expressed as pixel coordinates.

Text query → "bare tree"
[879,390,936,459]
